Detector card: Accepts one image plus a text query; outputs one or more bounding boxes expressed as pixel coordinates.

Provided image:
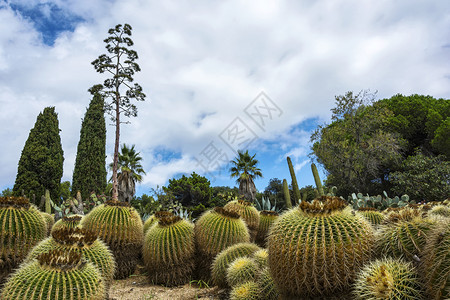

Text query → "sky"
[0,0,449,198]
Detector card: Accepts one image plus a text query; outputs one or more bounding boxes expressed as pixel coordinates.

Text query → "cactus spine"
[287,156,300,205]
[311,162,324,196]
[268,196,374,298]
[40,211,54,235]
[357,207,385,226]
[226,256,259,287]
[229,281,260,300]
[51,214,83,234]
[224,200,260,241]
[282,178,292,209]
[255,210,279,247]
[1,249,105,300]
[143,215,195,286]
[81,200,144,279]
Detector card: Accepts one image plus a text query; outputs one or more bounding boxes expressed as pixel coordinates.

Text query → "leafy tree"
[109,144,146,203]
[71,89,107,200]
[299,185,317,202]
[91,23,146,201]
[165,172,212,208]
[263,178,285,207]
[0,187,13,197]
[390,151,449,202]
[13,107,64,203]
[60,181,71,201]
[229,150,263,202]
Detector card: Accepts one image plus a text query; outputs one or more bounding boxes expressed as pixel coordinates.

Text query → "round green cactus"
[211,242,261,287]
[143,211,174,234]
[255,210,279,247]
[194,207,250,281]
[429,205,450,218]
[25,227,116,288]
[229,281,260,300]
[421,219,450,300]
[357,207,385,226]
[252,248,268,269]
[268,196,374,299]
[40,211,54,235]
[257,267,279,300]
[81,200,144,279]
[224,200,260,241]
[353,257,423,300]
[51,214,83,234]
[226,256,259,287]
[143,215,195,286]
[1,249,105,300]
[0,196,47,282]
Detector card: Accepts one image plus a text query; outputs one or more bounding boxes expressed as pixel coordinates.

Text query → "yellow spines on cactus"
[0,196,47,282]
[229,281,260,300]
[143,215,195,286]
[40,211,54,235]
[25,227,116,289]
[226,256,259,287]
[353,257,423,300]
[224,200,260,241]
[51,214,83,234]
[143,211,173,234]
[1,249,105,300]
[257,267,279,300]
[421,219,450,300]
[255,210,278,247]
[211,242,261,287]
[268,196,374,299]
[252,248,268,269]
[429,205,450,219]
[357,207,385,226]
[81,200,143,279]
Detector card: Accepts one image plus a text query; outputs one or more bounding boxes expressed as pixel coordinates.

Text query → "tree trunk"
[111,56,121,201]
[239,176,256,202]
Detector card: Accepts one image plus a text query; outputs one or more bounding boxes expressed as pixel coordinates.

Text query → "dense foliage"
[13,107,64,203]
[229,150,263,202]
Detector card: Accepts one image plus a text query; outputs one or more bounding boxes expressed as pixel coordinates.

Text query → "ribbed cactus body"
[268,196,374,298]
[0,197,47,282]
[143,211,174,234]
[1,250,105,300]
[229,281,260,300]
[211,242,261,287]
[252,248,268,269]
[226,257,259,287]
[194,207,250,281]
[143,215,195,286]
[357,208,384,226]
[429,205,450,218]
[377,217,435,261]
[224,200,260,241]
[255,210,278,247]
[25,227,116,288]
[353,258,423,300]
[51,214,83,234]
[421,220,450,300]
[258,267,279,300]
[81,200,143,279]
[40,211,54,235]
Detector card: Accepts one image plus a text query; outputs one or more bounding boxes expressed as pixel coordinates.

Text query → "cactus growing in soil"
[40,211,54,235]
[0,196,47,282]
[353,257,423,300]
[51,214,83,234]
[25,227,116,288]
[226,256,259,287]
[143,215,195,286]
[357,207,385,226]
[224,200,260,241]
[81,200,143,279]
[255,210,279,247]
[421,219,450,300]
[268,196,374,299]
[1,249,105,300]
[194,207,250,281]
[229,281,260,300]
[211,242,262,287]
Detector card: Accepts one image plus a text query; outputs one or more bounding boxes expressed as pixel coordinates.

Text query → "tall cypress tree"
[72,90,107,200]
[13,107,64,203]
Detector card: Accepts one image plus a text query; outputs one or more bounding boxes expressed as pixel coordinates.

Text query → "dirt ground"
[108,265,228,300]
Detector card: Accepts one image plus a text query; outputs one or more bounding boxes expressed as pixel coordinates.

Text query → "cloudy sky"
[0,0,449,197]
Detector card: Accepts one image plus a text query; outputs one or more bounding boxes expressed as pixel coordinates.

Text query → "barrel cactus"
[421,219,450,300]
[252,248,268,269]
[194,207,250,281]
[81,200,143,279]
[226,256,259,287]
[40,211,54,235]
[357,207,385,226]
[353,257,423,300]
[1,249,105,300]
[258,267,279,300]
[268,196,374,298]
[143,211,174,234]
[0,196,47,282]
[25,227,116,288]
[51,214,83,234]
[211,242,261,287]
[143,215,195,286]
[255,210,279,247]
[429,205,450,219]
[224,200,260,241]
[229,281,260,300]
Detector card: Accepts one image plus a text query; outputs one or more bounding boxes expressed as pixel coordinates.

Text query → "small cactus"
[258,267,279,300]
[224,200,260,241]
[252,248,268,269]
[226,257,259,287]
[357,207,385,226]
[229,281,260,300]
[255,210,279,247]
[143,211,173,234]
[429,205,450,218]
[51,214,83,234]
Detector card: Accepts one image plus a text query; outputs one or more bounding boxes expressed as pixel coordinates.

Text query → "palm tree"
[109,144,146,202]
[229,150,263,202]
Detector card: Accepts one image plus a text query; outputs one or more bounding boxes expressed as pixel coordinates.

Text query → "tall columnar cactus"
[51,214,83,234]
[286,156,300,204]
[40,211,54,235]
[224,200,260,241]
[282,179,292,209]
[143,215,195,286]
[25,227,116,289]
[357,207,385,226]
[0,196,47,282]
[421,219,450,300]
[194,207,250,281]
[211,242,262,287]
[1,249,105,300]
[255,210,279,247]
[44,189,51,214]
[353,258,423,300]
[81,200,144,279]
[268,196,374,298]
[311,163,324,196]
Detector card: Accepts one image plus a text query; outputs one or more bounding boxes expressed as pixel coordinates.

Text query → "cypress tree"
[72,90,107,200]
[13,107,64,203]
